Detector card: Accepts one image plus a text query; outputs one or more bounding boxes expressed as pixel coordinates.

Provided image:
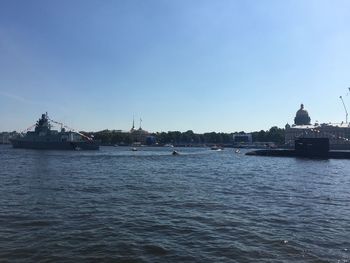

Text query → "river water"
[0,145,349,262]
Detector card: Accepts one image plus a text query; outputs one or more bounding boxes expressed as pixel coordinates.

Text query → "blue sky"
[1,0,350,133]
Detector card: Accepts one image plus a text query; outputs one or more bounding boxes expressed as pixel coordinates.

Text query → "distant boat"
[10,113,99,150]
[211,145,223,151]
[164,144,174,147]
[172,150,180,155]
[131,147,138,151]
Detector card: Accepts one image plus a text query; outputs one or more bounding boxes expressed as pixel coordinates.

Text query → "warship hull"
[10,139,99,150]
[11,113,99,150]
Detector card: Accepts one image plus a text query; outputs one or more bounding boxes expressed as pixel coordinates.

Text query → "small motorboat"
[172,150,180,156]
[131,147,138,151]
[211,145,223,151]
[235,149,240,153]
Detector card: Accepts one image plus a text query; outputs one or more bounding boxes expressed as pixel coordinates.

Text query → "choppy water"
[0,145,350,262]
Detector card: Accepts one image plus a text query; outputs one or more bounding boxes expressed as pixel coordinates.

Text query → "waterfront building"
[285,104,350,150]
[0,132,18,144]
[233,133,253,145]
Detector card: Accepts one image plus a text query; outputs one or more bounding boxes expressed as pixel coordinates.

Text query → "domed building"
[294,104,311,125]
[285,104,350,150]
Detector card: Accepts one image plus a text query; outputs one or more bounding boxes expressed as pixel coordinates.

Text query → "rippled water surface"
[1,145,350,262]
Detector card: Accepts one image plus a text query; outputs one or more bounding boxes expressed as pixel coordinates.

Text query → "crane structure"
[340,95,348,124]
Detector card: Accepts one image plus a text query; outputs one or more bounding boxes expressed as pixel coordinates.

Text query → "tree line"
[88,126,285,146]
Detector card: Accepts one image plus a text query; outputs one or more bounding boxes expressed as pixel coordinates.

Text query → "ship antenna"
[340,96,348,124]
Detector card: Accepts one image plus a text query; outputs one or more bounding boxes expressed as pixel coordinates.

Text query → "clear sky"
[1,0,350,133]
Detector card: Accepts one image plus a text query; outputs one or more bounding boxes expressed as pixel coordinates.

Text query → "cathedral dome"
[294,104,311,125]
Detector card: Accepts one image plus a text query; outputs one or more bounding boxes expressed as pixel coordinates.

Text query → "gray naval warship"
[10,113,99,150]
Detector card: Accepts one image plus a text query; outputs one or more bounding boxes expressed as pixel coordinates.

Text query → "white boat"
[211,145,223,151]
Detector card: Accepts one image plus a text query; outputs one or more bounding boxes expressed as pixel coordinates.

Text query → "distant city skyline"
[1,0,350,133]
